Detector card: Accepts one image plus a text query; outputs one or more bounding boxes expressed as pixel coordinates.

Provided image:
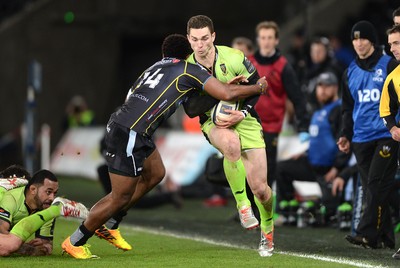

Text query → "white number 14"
[142,68,164,89]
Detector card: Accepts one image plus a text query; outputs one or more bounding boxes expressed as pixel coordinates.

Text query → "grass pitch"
[2,176,399,267]
[2,219,362,268]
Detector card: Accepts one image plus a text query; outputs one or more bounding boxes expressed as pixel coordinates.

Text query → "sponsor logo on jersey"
[379,145,391,158]
[147,100,168,121]
[132,93,149,103]
[220,64,227,75]
[244,57,256,73]
[0,207,10,218]
[373,68,384,82]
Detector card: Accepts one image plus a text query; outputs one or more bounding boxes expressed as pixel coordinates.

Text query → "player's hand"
[215,109,244,128]
[26,238,52,255]
[332,177,345,196]
[324,167,338,183]
[228,75,248,84]
[337,136,350,154]
[256,76,268,95]
[27,238,45,247]
[390,126,400,141]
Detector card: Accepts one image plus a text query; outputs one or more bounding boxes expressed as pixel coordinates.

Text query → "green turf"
[4,175,398,267]
[2,219,359,268]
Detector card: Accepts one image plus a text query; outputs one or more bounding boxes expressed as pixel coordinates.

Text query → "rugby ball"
[210,100,240,124]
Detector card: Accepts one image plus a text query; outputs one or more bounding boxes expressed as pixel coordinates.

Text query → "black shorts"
[104,120,156,177]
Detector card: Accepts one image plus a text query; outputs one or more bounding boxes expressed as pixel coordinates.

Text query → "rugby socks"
[10,205,60,241]
[70,223,93,246]
[223,158,250,208]
[105,210,127,229]
[254,187,274,233]
[105,218,118,229]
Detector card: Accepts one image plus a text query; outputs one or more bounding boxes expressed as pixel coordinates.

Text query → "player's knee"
[112,192,132,209]
[221,139,241,160]
[265,185,273,200]
[156,167,166,182]
[252,184,271,202]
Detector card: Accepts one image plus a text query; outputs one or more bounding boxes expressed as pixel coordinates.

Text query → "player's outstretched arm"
[204,76,267,101]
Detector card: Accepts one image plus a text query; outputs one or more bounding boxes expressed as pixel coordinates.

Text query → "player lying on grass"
[0,167,89,256]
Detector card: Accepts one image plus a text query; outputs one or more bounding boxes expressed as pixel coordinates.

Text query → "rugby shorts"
[201,114,265,151]
[104,120,155,177]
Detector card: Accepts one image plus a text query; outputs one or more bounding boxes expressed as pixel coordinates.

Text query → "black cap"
[316,72,338,85]
[351,20,378,44]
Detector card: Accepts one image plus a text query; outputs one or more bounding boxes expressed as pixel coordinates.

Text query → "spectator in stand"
[276,72,350,225]
[331,160,358,231]
[329,34,356,70]
[331,163,358,199]
[338,20,399,249]
[393,7,400,25]
[232,36,254,57]
[286,27,308,83]
[62,95,95,132]
[301,36,344,114]
[248,21,310,190]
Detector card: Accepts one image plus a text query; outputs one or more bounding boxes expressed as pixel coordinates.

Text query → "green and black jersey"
[0,187,55,239]
[187,45,257,83]
[187,46,259,116]
[187,46,265,150]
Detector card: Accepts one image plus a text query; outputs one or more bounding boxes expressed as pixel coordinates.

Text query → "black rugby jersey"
[111,57,212,136]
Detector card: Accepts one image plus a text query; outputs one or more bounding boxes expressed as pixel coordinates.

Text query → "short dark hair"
[162,34,192,59]
[387,24,400,35]
[26,169,57,190]
[393,7,400,18]
[0,164,31,180]
[187,15,214,34]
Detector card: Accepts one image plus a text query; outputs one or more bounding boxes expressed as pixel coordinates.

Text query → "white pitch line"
[278,251,387,268]
[123,225,387,268]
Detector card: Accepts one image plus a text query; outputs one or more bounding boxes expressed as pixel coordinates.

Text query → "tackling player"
[61,33,267,259]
